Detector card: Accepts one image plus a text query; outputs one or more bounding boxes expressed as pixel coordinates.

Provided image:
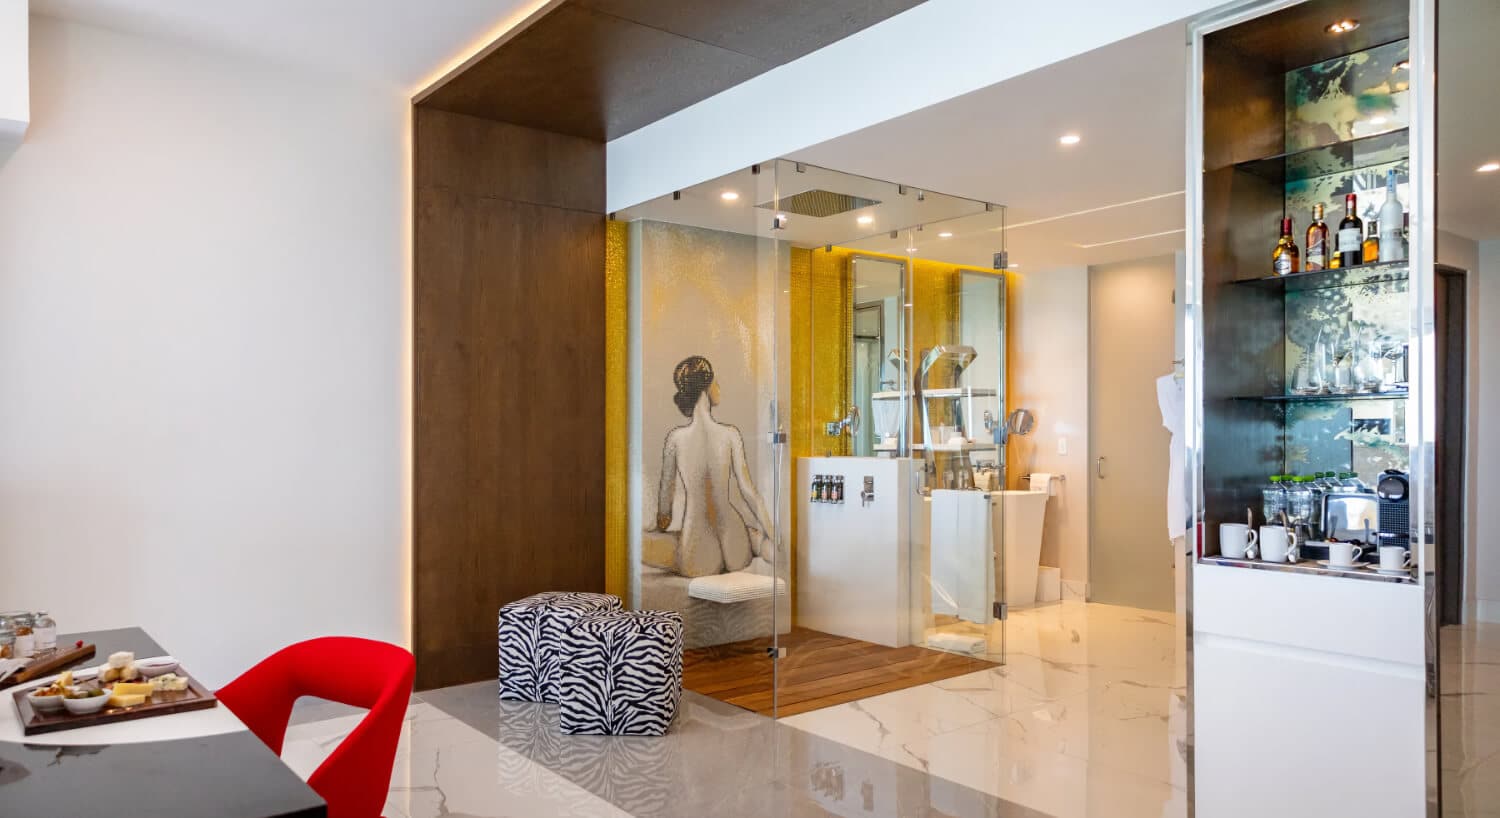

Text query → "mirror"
[850,256,908,457]
[1006,408,1035,437]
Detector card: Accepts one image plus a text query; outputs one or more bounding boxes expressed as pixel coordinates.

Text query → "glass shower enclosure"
[615,158,1013,719]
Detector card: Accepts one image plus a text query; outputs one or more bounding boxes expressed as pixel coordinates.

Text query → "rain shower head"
[757,190,881,218]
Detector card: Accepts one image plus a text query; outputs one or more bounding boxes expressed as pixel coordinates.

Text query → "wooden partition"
[412,107,606,689]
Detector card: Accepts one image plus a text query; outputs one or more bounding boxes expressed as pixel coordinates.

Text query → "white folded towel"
[687,571,787,604]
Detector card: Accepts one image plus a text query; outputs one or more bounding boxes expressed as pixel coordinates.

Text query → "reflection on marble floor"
[782,601,1188,818]
[282,686,1050,817]
[1441,622,1500,818]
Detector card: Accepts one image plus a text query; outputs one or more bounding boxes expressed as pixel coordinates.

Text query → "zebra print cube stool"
[557,609,684,736]
[498,591,621,703]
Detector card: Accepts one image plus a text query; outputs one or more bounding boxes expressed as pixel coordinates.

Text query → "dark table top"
[0,628,326,818]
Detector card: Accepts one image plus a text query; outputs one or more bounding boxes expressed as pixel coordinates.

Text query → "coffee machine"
[1375,469,1411,547]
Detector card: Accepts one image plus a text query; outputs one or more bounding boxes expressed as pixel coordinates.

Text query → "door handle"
[1096,456,1107,479]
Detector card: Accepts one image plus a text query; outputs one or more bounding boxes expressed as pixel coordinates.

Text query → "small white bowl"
[26,689,67,713]
[135,659,179,679]
[62,689,111,715]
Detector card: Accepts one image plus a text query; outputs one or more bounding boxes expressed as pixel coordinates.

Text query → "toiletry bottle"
[833,476,844,503]
[811,475,823,503]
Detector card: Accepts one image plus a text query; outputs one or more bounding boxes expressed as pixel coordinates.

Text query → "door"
[1088,255,1177,612]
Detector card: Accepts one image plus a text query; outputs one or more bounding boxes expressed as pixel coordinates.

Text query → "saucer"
[1370,565,1413,575]
[1316,560,1368,571]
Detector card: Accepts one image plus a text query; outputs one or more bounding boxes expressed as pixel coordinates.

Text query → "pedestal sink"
[993,490,1049,607]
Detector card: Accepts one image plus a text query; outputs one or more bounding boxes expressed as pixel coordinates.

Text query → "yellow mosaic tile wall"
[605,219,629,600]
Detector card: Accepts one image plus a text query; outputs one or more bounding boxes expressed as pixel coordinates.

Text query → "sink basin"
[992,490,1049,606]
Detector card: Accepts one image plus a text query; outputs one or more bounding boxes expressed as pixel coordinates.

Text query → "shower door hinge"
[994,602,1008,621]
[768,430,788,444]
[767,646,787,659]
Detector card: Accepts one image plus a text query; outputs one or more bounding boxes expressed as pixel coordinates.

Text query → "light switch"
[1057,437,1068,456]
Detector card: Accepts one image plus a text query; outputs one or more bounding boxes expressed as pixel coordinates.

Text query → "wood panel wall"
[413,106,606,690]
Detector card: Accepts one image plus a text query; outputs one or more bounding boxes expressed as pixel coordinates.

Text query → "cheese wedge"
[110,682,154,697]
[107,692,146,708]
[57,671,73,687]
[150,674,190,693]
[107,651,135,669]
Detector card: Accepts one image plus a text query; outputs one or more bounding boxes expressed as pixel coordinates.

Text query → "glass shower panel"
[615,162,789,718]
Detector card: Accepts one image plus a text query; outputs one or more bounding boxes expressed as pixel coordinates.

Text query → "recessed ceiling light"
[1059,133,1082,146]
[1479,162,1500,173]
[720,190,740,201]
[1326,19,1359,34]
[938,231,954,238]
[857,215,874,225]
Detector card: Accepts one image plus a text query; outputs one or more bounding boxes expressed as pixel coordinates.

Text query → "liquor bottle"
[1272,217,1300,275]
[1379,169,1406,261]
[1306,204,1328,271]
[1336,193,1364,267]
[1362,220,1380,264]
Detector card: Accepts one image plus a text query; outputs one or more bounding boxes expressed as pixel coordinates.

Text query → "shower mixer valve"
[860,476,875,507]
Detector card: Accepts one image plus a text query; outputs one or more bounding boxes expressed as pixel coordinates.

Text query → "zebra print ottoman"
[557,609,684,736]
[498,591,622,703]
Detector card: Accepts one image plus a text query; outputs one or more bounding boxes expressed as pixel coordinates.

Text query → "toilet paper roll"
[1028,472,1058,496]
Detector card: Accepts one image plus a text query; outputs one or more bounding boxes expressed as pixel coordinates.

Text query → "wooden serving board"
[0,642,96,690]
[13,670,217,736]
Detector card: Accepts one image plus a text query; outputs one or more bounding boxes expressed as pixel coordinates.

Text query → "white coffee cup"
[1259,525,1299,563]
[1327,541,1364,567]
[1220,523,1258,559]
[1379,545,1412,571]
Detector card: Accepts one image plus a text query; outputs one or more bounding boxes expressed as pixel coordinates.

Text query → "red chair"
[218,637,415,818]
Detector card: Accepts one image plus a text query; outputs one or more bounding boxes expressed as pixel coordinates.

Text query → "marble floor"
[280,600,1183,818]
[1440,622,1500,818]
[782,601,1188,818]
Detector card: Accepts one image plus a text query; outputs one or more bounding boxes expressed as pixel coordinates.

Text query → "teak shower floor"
[682,627,996,717]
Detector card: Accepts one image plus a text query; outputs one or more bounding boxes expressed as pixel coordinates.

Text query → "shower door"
[615,160,791,720]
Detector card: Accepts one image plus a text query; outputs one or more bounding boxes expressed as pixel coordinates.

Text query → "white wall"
[1474,239,1500,622]
[1006,265,1089,586]
[0,0,27,158]
[604,0,1226,212]
[0,16,407,685]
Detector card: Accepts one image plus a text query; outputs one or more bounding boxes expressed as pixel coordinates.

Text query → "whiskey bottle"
[1362,220,1380,264]
[1336,193,1364,267]
[1273,217,1300,276]
[1306,204,1328,271]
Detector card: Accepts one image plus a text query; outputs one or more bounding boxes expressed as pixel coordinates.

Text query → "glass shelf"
[1230,260,1408,293]
[1230,389,1408,403]
[1234,128,1409,185]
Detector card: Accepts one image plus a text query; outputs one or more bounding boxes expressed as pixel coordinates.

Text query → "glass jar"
[0,626,14,660]
[4,612,35,659]
[33,611,56,652]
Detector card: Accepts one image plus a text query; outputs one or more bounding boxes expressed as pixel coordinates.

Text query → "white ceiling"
[787,21,1190,272]
[30,0,542,90]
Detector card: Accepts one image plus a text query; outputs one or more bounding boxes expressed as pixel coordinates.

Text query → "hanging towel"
[1157,373,1187,540]
[929,490,994,624]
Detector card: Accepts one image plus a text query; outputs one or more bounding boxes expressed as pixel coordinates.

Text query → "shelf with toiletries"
[871,387,999,401]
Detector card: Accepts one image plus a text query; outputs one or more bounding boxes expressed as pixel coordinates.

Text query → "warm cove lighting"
[1059,133,1082,146]
[720,190,740,201]
[857,215,875,225]
[1478,162,1500,173]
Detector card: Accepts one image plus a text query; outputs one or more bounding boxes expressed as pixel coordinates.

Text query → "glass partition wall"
[616,160,1018,719]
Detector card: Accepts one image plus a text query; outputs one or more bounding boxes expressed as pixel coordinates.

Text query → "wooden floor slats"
[682,627,997,717]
